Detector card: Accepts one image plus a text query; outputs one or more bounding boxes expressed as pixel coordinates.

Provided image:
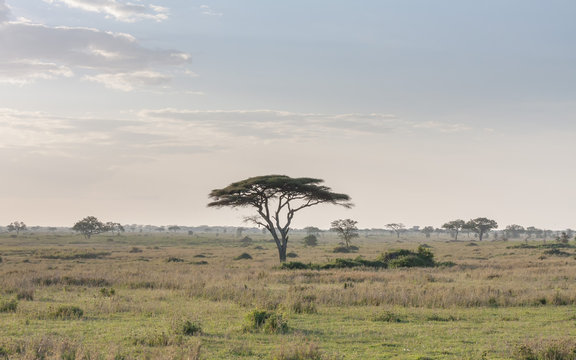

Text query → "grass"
[1,232,576,359]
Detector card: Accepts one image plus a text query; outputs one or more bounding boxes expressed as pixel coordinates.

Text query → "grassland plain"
[1,232,576,359]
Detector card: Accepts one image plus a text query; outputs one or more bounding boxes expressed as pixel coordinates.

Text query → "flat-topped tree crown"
[208,175,352,262]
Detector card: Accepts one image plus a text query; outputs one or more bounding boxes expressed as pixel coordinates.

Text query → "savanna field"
[1,231,576,359]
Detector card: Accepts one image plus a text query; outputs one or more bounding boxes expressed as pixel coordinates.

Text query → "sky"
[1,0,575,230]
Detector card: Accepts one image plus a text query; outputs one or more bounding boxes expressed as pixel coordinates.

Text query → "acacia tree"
[72,216,107,239]
[208,175,352,262]
[504,224,525,239]
[330,219,359,248]
[106,222,125,236]
[7,221,26,236]
[465,217,498,241]
[421,226,435,238]
[386,223,405,238]
[442,219,466,241]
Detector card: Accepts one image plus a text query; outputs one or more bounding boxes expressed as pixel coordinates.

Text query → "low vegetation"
[1,231,576,359]
[282,245,436,270]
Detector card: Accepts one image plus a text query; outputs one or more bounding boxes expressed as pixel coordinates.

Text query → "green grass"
[1,232,576,359]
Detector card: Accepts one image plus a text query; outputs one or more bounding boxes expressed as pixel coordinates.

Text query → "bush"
[49,305,84,320]
[176,319,202,336]
[287,252,299,258]
[0,299,17,313]
[166,257,185,262]
[16,289,34,301]
[302,235,318,247]
[282,247,439,270]
[129,247,143,253]
[543,249,571,257]
[99,288,116,297]
[234,253,253,260]
[244,309,288,334]
[273,342,327,360]
[514,339,576,360]
[281,262,314,270]
[240,236,253,245]
[332,246,359,253]
[373,311,406,323]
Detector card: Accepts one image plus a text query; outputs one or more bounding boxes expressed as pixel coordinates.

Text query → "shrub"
[281,262,313,270]
[426,314,458,322]
[302,235,318,247]
[373,311,406,323]
[514,339,576,360]
[16,289,34,301]
[240,236,253,245]
[332,246,359,253]
[273,342,326,360]
[263,312,289,334]
[166,257,185,262]
[129,247,143,253]
[244,309,288,334]
[0,299,17,313]
[234,253,253,260]
[49,305,84,319]
[176,319,202,336]
[543,249,571,257]
[287,252,299,258]
[99,288,116,297]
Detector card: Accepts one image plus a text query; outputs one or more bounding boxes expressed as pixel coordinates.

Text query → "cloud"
[0,108,473,161]
[0,16,191,88]
[200,5,222,17]
[85,71,171,91]
[0,0,9,23]
[43,0,169,22]
[138,109,471,140]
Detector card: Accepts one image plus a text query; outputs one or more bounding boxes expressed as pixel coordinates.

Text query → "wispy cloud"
[200,5,222,17]
[0,6,191,89]
[0,108,473,158]
[84,71,171,91]
[43,0,169,22]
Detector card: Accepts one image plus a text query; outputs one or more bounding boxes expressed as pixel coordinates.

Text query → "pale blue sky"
[1,0,575,229]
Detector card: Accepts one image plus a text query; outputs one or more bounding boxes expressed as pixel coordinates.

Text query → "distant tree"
[524,226,540,241]
[302,234,318,247]
[235,227,244,238]
[421,226,435,239]
[442,220,466,241]
[331,219,359,248]
[7,221,26,236]
[386,223,405,238]
[557,232,570,244]
[304,226,322,237]
[72,216,107,239]
[168,225,181,232]
[465,218,498,241]
[208,175,352,262]
[106,222,125,236]
[504,224,525,239]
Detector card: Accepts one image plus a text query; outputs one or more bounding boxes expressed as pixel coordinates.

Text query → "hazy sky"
[1,0,575,230]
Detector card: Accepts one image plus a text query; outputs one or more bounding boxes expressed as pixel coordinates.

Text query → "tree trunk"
[479,231,484,241]
[278,241,287,262]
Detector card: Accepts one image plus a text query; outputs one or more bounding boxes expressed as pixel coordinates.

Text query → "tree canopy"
[331,219,359,248]
[72,216,108,239]
[442,219,466,241]
[208,175,352,262]
[465,217,498,241]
